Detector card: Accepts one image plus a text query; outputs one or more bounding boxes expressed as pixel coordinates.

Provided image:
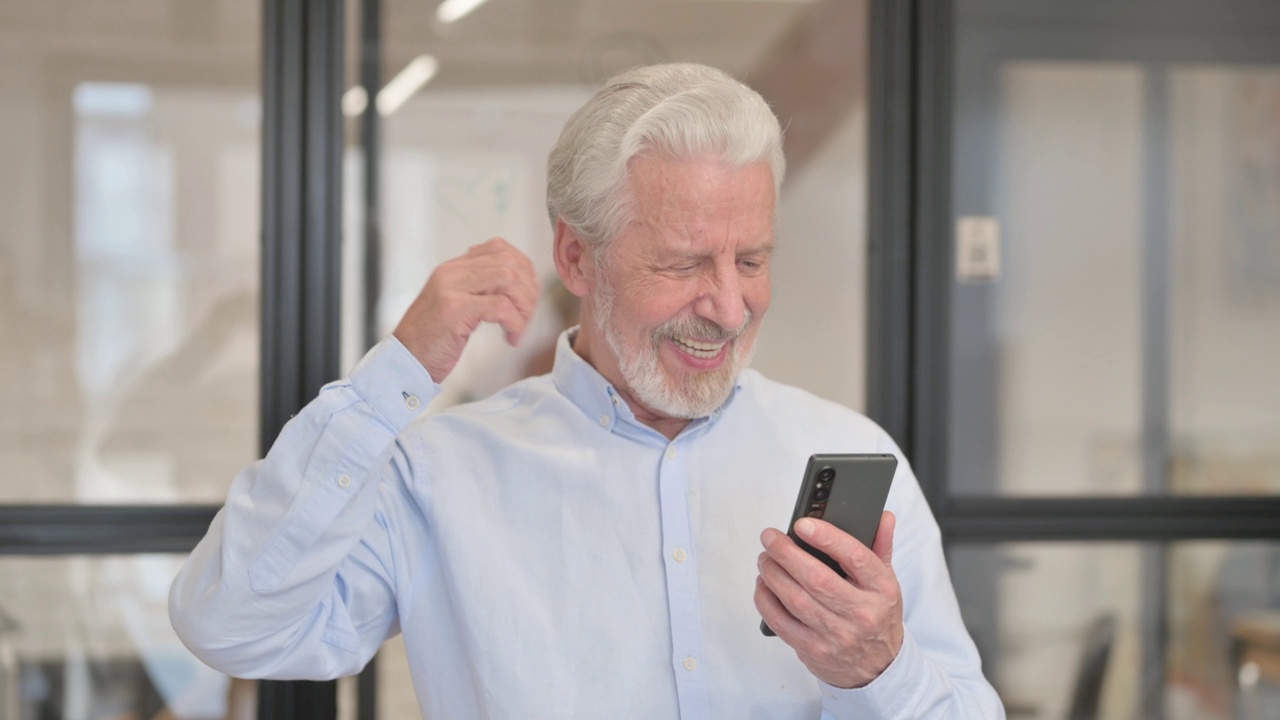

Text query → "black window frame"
[866,0,1280,717]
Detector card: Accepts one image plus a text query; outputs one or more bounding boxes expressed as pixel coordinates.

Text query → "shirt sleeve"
[168,336,438,680]
[818,437,1007,719]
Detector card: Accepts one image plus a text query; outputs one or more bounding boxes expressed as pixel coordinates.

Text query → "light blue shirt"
[170,331,1004,719]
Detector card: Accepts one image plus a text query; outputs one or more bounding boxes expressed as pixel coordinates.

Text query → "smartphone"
[760,453,898,636]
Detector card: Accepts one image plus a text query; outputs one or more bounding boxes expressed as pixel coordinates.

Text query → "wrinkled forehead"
[619,157,777,248]
[624,153,778,205]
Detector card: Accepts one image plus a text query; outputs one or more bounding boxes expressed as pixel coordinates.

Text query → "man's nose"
[693,264,746,332]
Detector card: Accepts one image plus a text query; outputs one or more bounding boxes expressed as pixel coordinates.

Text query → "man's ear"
[553,218,594,298]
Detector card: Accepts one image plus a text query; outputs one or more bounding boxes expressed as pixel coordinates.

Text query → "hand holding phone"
[760,453,897,636]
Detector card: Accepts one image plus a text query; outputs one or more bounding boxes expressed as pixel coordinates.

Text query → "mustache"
[652,311,753,343]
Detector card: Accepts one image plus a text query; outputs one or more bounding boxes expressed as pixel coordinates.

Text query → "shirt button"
[611,395,620,406]
[599,415,610,427]
[337,474,352,489]
[682,657,697,672]
[672,548,687,563]
[404,394,421,411]
[666,446,677,459]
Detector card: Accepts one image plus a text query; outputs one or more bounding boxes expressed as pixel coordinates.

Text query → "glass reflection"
[353,0,870,417]
[951,541,1280,720]
[0,5,261,504]
[948,0,1280,497]
[0,555,251,720]
[346,1,872,715]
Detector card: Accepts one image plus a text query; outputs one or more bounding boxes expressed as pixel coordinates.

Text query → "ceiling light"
[342,86,369,117]
[436,0,489,24]
[375,55,439,116]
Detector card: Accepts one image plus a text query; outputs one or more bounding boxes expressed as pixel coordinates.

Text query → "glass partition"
[343,0,872,715]
[946,0,1280,496]
[346,0,870,414]
[951,541,1280,720]
[0,554,253,719]
[0,1,262,504]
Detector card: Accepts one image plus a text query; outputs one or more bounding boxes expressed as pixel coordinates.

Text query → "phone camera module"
[818,467,836,482]
[814,485,831,502]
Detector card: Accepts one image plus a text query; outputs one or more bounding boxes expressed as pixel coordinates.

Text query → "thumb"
[872,511,896,567]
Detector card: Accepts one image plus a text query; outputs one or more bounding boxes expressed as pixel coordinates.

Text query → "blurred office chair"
[1067,614,1116,720]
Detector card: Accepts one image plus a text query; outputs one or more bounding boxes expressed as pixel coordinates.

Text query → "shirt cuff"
[345,336,440,432]
[818,631,929,720]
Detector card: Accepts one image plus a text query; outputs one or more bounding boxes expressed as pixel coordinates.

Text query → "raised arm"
[169,238,540,679]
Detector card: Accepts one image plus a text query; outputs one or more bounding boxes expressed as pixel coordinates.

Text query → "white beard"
[594,276,755,420]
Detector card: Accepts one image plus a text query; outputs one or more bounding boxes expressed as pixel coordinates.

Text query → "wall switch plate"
[956,215,1001,283]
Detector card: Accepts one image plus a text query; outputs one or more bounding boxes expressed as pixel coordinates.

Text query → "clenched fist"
[393,238,541,382]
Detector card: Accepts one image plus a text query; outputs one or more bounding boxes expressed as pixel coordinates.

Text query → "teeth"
[673,337,727,358]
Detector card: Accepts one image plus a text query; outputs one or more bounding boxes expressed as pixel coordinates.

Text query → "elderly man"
[170,63,1003,718]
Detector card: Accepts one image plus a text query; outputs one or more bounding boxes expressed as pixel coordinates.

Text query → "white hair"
[546,63,785,254]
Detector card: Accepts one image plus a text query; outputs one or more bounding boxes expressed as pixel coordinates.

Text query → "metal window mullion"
[941,496,1280,542]
[911,0,955,515]
[354,0,383,718]
[1137,65,1174,720]
[259,0,345,717]
[0,507,219,555]
[359,0,382,354]
[866,0,917,455]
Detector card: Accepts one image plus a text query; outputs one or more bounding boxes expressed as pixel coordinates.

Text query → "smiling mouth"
[671,337,729,359]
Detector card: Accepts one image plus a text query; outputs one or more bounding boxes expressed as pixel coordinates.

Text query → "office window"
[0,2,261,504]
[340,0,872,715]
[0,554,253,718]
[951,541,1280,720]
[946,6,1280,497]
[343,0,870,414]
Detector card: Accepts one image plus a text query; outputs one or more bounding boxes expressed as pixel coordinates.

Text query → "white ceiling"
[0,0,813,92]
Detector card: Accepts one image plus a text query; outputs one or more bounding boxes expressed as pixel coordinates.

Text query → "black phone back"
[788,453,898,578]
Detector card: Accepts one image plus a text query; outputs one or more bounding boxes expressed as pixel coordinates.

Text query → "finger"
[757,552,816,621]
[470,239,540,287]
[473,251,541,306]
[450,264,540,320]
[468,237,513,257]
[760,528,841,601]
[791,518,891,590]
[871,511,896,567]
[758,544,850,628]
[465,294,530,345]
[754,575,820,646]
[486,241,541,301]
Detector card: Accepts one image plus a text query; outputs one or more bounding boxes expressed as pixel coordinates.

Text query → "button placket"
[656,436,712,715]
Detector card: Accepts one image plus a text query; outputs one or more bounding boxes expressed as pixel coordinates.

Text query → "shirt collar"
[549,327,742,441]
